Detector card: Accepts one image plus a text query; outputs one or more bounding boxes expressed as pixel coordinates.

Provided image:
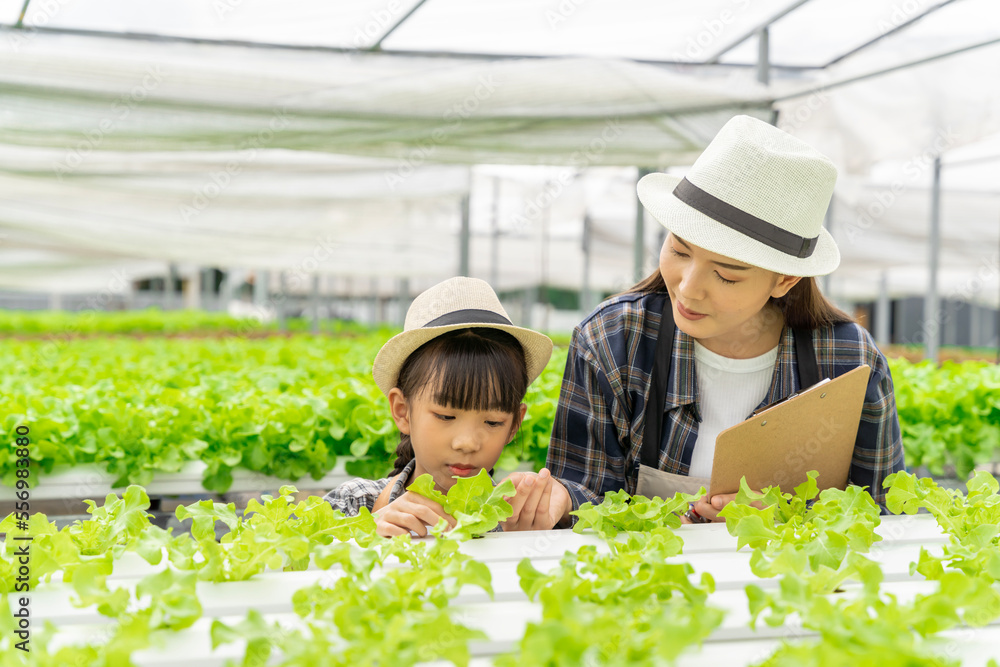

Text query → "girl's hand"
[373,492,457,538]
[500,468,570,531]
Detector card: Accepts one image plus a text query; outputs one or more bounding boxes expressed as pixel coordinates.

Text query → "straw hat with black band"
[372,277,553,397]
[637,114,840,277]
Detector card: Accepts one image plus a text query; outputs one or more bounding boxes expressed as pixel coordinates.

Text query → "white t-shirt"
[687,341,779,479]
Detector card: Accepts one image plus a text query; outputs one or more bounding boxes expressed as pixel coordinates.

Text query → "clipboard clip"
[751,377,831,417]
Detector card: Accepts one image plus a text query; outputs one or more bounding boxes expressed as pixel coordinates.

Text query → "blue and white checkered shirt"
[323,459,415,516]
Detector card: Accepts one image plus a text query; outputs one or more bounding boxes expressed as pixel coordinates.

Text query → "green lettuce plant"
[407,469,517,540]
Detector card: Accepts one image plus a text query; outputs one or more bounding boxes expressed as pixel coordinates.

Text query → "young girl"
[503,115,904,529]
[323,276,555,537]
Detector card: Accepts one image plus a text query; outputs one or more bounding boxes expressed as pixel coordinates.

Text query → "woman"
[504,115,904,528]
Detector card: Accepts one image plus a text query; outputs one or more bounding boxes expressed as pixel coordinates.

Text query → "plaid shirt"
[546,291,904,516]
[323,459,415,516]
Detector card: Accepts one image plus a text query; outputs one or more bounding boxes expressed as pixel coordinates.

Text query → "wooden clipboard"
[708,364,871,496]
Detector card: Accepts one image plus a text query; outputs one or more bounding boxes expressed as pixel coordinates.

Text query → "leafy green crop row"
[5,472,1000,665]
[1,475,506,667]
[503,528,723,666]
[0,308,377,336]
[892,359,1000,478]
[3,328,998,491]
[1,334,567,490]
[0,471,512,595]
[736,471,1000,667]
[2,336,386,490]
[886,469,1000,582]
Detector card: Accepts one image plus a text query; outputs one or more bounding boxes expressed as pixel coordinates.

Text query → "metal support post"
[924,157,942,362]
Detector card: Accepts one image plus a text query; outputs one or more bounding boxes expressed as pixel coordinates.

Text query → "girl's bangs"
[428,349,524,414]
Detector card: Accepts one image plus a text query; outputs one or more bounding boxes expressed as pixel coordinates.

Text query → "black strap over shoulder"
[641,297,823,471]
[641,297,674,469]
[792,327,821,389]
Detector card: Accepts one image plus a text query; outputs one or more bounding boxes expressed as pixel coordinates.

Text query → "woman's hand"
[500,468,572,531]
[681,492,764,524]
[373,492,457,538]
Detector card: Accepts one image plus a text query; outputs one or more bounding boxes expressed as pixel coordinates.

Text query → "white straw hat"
[372,277,554,397]
[638,115,840,277]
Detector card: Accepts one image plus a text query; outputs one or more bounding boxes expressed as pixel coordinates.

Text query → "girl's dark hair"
[390,327,529,477]
[625,269,854,330]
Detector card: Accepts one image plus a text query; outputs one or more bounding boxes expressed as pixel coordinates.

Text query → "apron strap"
[792,327,822,388]
[641,296,674,469]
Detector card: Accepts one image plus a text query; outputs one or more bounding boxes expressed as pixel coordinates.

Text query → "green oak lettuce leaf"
[499,545,723,667]
[210,609,282,666]
[748,546,808,580]
[129,524,201,572]
[135,567,203,631]
[809,485,882,551]
[291,495,378,548]
[132,526,171,566]
[221,521,311,581]
[175,499,240,542]
[242,485,299,524]
[718,501,779,551]
[967,469,1000,500]
[69,560,130,618]
[310,542,381,581]
[885,470,999,545]
[406,473,448,507]
[313,507,380,548]
[802,529,848,572]
[1,515,76,593]
[515,557,554,600]
[883,470,924,515]
[71,485,154,556]
[717,477,784,550]
[908,570,1000,635]
[722,474,883,580]
[571,488,702,539]
[408,469,516,540]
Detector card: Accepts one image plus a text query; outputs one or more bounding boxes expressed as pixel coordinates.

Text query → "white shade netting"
[0,31,774,164]
[0,0,998,304]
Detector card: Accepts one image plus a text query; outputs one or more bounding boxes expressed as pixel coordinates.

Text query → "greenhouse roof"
[0,0,998,304]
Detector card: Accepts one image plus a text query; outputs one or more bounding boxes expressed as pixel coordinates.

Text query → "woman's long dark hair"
[389,327,529,477]
[627,269,853,329]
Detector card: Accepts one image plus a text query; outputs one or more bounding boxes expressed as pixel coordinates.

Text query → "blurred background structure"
[1,0,999,358]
